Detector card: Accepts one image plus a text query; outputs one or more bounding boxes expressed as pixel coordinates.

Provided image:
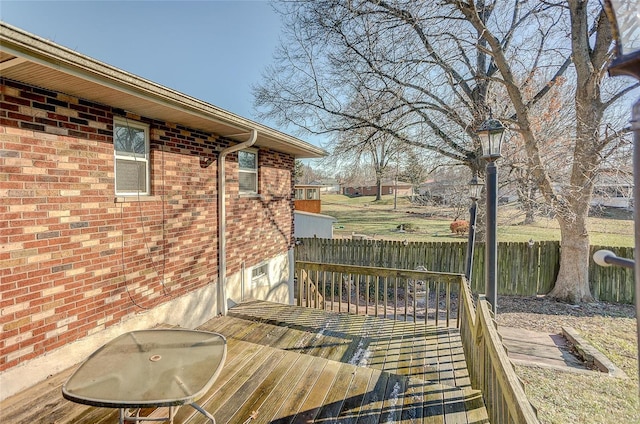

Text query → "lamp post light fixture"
[477,117,506,314]
[465,177,484,282]
[602,0,640,390]
[603,0,640,79]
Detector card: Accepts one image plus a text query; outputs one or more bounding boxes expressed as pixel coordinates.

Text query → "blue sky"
[1,1,323,145]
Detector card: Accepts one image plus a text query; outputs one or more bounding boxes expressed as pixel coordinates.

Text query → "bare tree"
[330,90,408,200]
[451,0,638,301]
[398,147,431,195]
[500,74,575,224]
[254,0,577,180]
[254,0,506,176]
[254,0,638,302]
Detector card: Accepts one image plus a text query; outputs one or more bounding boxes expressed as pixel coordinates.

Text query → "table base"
[119,403,214,424]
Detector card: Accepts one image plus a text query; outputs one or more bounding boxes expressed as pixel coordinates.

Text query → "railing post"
[446,282,451,327]
[425,283,430,325]
[356,274,360,316]
[295,268,301,307]
[435,281,441,327]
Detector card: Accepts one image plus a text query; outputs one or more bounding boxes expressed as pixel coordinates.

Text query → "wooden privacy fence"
[295,238,635,303]
[458,278,541,424]
[590,245,635,303]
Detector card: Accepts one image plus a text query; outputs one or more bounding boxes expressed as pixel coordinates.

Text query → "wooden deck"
[1,301,489,424]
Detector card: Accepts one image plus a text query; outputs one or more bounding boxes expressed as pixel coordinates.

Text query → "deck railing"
[294,260,540,424]
[295,260,461,326]
[458,275,540,424]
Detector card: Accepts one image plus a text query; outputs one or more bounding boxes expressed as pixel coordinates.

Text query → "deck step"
[173,338,488,424]
[215,300,472,389]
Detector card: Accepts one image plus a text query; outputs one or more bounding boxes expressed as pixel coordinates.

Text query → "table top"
[62,329,227,408]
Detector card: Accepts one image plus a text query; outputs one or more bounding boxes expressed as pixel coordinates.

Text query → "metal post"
[465,200,478,281]
[485,161,498,314]
[632,97,640,388]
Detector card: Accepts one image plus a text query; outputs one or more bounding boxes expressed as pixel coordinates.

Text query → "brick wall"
[0,78,295,372]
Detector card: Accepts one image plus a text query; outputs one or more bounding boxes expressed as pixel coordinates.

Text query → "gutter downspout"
[217,129,257,316]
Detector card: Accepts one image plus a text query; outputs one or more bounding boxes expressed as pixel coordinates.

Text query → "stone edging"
[562,327,627,378]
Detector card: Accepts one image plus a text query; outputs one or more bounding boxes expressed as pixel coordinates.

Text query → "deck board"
[0,366,74,423]
[255,354,316,422]
[172,339,268,424]
[423,384,445,424]
[290,357,342,424]
[312,362,355,422]
[436,326,456,387]
[378,372,406,423]
[401,378,424,423]
[268,354,326,423]
[1,300,488,424]
[223,350,303,424]
[336,365,375,422]
[354,368,389,424]
[192,346,289,424]
[223,301,472,389]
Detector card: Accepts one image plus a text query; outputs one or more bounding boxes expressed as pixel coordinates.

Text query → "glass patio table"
[62,329,227,424]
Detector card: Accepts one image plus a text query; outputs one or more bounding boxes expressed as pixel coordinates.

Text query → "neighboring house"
[294,211,336,239]
[312,178,340,193]
[0,22,324,400]
[293,185,337,238]
[591,169,633,209]
[342,180,413,197]
[294,184,322,213]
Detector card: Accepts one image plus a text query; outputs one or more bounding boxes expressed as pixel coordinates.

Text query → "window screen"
[114,118,150,196]
[238,149,258,193]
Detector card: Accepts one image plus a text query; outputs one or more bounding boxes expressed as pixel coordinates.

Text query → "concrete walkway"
[499,326,588,371]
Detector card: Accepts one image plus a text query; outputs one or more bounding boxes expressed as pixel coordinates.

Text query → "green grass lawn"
[320,194,633,247]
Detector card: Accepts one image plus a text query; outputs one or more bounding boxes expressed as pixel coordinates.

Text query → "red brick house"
[0,22,324,399]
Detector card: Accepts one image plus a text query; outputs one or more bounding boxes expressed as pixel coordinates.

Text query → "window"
[306,188,319,200]
[295,188,304,200]
[238,149,258,194]
[251,263,267,280]
[114,118,150,196]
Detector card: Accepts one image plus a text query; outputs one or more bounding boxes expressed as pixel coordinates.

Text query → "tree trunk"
[548,209,593,302]
[546,2,609,303]
[520,190,537,225]
[523,208,535,225]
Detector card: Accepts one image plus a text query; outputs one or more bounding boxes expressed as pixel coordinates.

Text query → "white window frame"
[238,148,258,194]
[114,118,150,196]
[251,263,268,280]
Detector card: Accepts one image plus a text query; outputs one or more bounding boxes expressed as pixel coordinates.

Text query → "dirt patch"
[495,295,635,333]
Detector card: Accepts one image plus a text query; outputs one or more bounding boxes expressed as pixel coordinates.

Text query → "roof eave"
[0,22,326,159]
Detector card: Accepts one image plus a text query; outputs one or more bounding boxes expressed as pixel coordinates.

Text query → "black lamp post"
[465,177,483,282]
[477,117,506,314]
[602,0,640,389]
